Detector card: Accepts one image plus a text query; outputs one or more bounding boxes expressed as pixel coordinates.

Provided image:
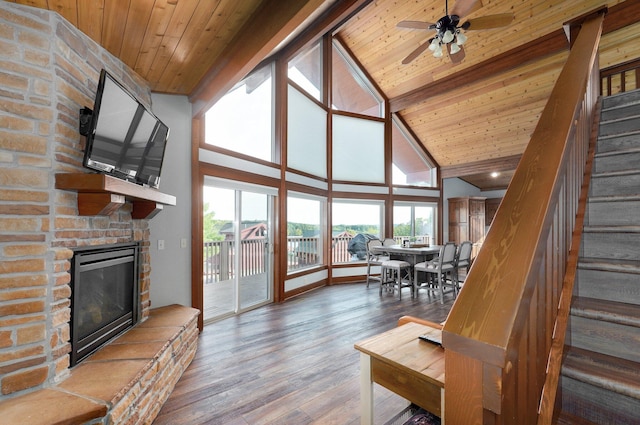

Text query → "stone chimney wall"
[1,2,154,398]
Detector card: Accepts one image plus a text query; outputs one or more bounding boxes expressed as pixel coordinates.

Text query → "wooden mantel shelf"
[55,173,176,219]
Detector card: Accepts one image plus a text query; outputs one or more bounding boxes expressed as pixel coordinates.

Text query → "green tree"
[203,203,227,242]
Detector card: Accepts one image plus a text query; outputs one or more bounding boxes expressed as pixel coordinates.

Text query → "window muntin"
[288,42,322,101]
[331,40,384,118]
[204,65,274,162]
[332,200,383,263]
[287,194,324,272]
[392,117,437,187]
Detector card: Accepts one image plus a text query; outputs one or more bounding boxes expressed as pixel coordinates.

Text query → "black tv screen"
[82,69,169,189]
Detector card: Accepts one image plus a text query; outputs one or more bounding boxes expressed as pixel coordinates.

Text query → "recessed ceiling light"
[491,172,500,178]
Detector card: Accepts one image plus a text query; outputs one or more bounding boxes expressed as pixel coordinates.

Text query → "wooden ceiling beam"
[189,0,372,118]
[389,0,640,114]
[189,0,327,117]
[389,29,569,113]
[440,154,521,179]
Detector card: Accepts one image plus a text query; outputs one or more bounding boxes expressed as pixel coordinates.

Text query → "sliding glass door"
[202,178,274,323]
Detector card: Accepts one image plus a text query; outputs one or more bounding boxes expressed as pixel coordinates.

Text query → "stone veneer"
[0,0,185,404]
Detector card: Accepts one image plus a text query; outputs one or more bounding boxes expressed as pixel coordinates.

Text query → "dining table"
[370,244,442,265]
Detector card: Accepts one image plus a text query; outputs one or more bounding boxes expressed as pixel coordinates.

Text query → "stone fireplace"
[0,6,196,421]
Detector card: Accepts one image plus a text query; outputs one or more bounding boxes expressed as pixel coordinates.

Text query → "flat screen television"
[80,69,169,189]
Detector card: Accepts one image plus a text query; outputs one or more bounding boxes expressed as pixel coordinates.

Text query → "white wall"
[149,94,192,308]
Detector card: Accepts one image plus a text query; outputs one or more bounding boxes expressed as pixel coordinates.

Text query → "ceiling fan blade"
[402,40,433,64]
[464,13,514,30]
[450,0,483,18]
[397,20,435,30]
[447,44,465,63]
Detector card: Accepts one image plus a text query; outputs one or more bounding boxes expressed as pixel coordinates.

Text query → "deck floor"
[154,282,454,424]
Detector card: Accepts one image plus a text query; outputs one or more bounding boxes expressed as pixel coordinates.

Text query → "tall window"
[332,115,385,183]
[392,117,436,187]
[287,85,327,177]
[288,41,322,101]
[287,193,324,272]
[204,65,274,162]
[393,203,437,245]
[332,200,383,263]
[332,39,384,117]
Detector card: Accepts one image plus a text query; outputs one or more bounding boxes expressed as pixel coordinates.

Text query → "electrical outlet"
[158,239,165,250]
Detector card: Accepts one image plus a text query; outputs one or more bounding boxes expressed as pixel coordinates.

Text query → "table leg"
[360,352,373,425]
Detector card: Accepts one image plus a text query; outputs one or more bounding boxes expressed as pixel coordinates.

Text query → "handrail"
[441,10,605,425]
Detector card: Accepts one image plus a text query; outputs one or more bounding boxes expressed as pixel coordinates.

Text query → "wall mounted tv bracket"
[79,107,93,137]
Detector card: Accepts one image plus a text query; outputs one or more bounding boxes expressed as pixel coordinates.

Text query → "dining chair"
[382,238,396,247]
[413,242,458,304]
[454,240,473,286]
[365,238,389,287]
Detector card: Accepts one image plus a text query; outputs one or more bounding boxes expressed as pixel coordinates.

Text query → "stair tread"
[583,225,640,232]
[556,411,599,425]
[578,258,640,274]
[562,346,640,400]
[598,129,640,141]
[595,147,640,158]
[592,168,640,178]
[589,194,640,202]
[571,297,640,327]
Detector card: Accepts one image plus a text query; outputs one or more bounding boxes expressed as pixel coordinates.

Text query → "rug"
[385,404,441,425]
[402,408,441,425]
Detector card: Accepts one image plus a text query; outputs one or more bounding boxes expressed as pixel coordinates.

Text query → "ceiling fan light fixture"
[429,37,440,51]
[442,29,454,43]
[433,44,443,57]
[449,43,461,54]
[456,31,467,45]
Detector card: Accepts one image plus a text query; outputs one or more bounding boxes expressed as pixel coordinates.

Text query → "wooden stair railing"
[601,58,640,96]
[441,9,606,425]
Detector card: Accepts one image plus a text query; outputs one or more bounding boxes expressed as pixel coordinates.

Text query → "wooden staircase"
[559,89,640,424]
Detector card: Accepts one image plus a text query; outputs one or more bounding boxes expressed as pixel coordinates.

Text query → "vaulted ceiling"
[11,0,640,189]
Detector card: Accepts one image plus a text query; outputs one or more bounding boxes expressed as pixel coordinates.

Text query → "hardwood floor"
[154,282,455,425]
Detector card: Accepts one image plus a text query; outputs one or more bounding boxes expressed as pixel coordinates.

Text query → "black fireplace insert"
[70,242,140,366]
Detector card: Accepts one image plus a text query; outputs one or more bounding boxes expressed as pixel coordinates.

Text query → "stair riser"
[594,151,640,174]
[602,90,640,110]
[599,117,640,137]
[590,174,640,197]
[601,102,640,122]
[581,232,640,261]
[575,268,640,305]
[587,200,640,226]
[560,376,640,425]
[597,134,640,153]
[568,316,640,363]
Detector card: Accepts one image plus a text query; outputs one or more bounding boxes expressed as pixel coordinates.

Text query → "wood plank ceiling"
[10,0,640,190]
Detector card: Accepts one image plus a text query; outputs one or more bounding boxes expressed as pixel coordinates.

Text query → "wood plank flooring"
[154,282,455,425]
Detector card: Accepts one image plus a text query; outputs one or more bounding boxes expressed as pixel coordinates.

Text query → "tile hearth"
[0,304,199,425]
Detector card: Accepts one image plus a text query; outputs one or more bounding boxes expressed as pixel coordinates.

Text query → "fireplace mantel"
[56,173,177,219]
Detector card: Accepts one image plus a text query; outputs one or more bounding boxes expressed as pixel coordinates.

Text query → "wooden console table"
[354,322,445,425]
[56,173,176,219]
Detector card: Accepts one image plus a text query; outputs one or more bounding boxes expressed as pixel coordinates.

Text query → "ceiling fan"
[398,0,514,64]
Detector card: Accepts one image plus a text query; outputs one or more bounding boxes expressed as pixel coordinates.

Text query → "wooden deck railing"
[441,10,605,425]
